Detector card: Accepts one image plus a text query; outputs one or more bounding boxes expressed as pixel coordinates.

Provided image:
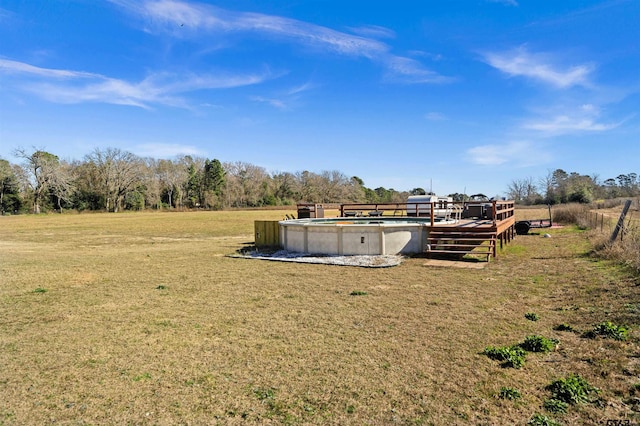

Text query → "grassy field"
[1,208,639,425]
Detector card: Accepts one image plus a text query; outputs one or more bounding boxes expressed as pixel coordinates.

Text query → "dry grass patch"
[1,210,639,424]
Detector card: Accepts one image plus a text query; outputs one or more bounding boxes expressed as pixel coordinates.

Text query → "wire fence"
[582,200,640,273]
[588,200,639,242]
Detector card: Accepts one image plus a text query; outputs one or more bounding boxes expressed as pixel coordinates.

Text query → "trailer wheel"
[515,221,531,235]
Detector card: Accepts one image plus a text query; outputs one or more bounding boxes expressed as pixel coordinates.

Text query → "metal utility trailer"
[515,205,553,235]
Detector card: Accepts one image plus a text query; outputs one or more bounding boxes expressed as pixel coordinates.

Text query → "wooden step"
[430,244,492,248]
[431,238,493,241]
[426,235,496,261]
[428,238,495,244]
[429,232,496,238]
[427,249,492,255]
[427,242,494,250]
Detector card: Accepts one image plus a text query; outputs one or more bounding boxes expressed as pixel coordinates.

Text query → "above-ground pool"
[279,217,457,256]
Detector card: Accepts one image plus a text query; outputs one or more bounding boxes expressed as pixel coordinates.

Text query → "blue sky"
[1,0,638,197]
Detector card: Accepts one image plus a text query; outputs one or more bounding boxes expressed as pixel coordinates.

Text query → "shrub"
[519,335,559,353]
[551,203,590,228]
[483,345,527,369]
[546,374,599,405]
[583,321,628,341]
[568,188,592,204]
[349,290,368,296]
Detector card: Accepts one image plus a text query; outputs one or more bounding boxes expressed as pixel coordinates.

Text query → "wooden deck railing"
[338,200,515,224]
[338,203,406,217]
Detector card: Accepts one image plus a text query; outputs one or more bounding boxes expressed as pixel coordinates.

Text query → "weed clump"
[349,290,368,296]
[483,345,527,369]
[253,387,276,401]
[525,312,540,321]
[484,334,559,369]
[543,398,568,414]
[528,413,561,426]
[553,323,574,332]
[546,374,599,405]
[498,387,521,400]
[583,321,628,341]
[519,335,559,353]
[33,288,47,293]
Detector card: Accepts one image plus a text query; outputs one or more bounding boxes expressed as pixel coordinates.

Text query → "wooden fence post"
[610,200,632,243]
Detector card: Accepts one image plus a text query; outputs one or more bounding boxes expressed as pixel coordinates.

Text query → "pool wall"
[279,218,431,255]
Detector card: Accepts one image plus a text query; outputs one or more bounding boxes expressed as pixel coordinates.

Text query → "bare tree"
[294,170,317,203]
[507,177,539,204]
[539,170,556,204]
[506,178,526,203]
[272,172,297,203]
[154,159,187,209]
[224,161,269,207]
[139,158,161,210]
[49,161,75,212]
[314,170,361,202]
[14,148,61,213]
[85,148,142,212]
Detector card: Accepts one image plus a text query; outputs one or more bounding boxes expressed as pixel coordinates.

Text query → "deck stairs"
[426,228,497,262]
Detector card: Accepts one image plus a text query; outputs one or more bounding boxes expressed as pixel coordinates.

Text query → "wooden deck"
[336,200,516,261]
[427,216,516,261]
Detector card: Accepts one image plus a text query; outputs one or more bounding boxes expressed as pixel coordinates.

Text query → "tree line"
[3,148,635,214]
[0,147,423,214]
[507,169,640,205]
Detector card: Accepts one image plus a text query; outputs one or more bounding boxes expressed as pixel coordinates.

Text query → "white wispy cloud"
[523,115,620,134]
[522,102,622,135]
[250,96,287,109]
[286,82,314,96]
[346,25,396,40]
[486,0,518,6]
[250,82,315,110]
[425,112,447,121]
[116,0,387,57]
[133,143,205,158]
[113,0,448,84]
[0,59,101,79]
[0,7,16,22]
[409,50,443,61]
[482,46,593,88]
[384,56,453,84]
[467,141,547,166]
[0,59,274,108]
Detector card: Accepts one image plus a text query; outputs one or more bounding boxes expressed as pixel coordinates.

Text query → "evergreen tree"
[0,159,22,214]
